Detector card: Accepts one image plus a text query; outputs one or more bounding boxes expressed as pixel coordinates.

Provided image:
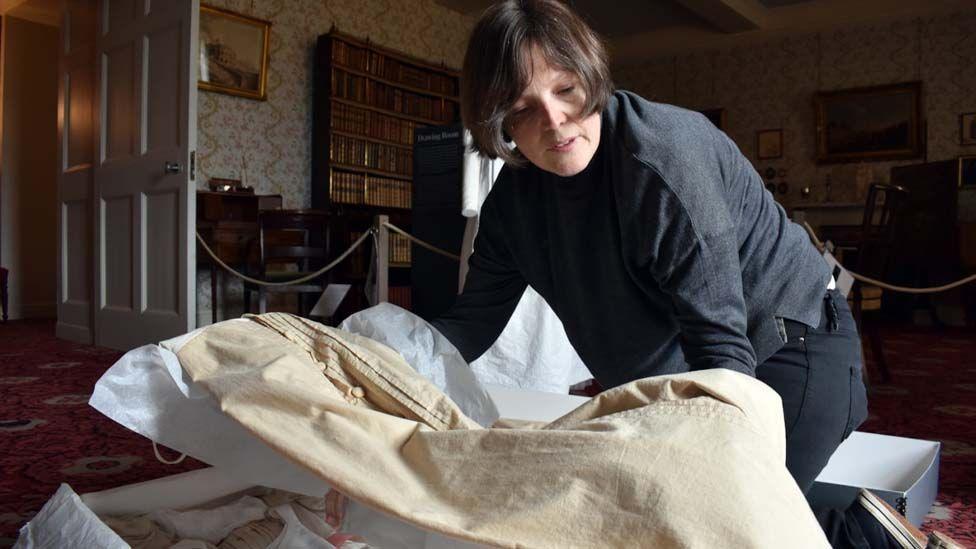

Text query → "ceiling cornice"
[611,0,975,67]
[673,0,768,33]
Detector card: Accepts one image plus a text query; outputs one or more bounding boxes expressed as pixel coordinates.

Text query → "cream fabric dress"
[174,313,828,548]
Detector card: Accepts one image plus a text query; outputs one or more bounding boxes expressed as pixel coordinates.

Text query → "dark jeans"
[757,289,871,547]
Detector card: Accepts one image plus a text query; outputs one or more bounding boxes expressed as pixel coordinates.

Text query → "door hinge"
[190,151,196,181]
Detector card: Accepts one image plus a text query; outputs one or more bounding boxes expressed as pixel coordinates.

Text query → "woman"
[430,1,893,546]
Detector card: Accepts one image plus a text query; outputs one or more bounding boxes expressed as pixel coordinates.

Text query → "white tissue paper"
[88,322,332,497]
[468,287,592,394]
[269,502,336,549]
[149,495,267,543]
[14,484,127,549]
[338,302,499,427]
[19,471,365,549]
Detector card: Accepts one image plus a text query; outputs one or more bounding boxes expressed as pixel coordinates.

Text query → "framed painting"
[198,5,271,100]
[814,81,923,163]
[960,112,976,146]
[757,129,783,160]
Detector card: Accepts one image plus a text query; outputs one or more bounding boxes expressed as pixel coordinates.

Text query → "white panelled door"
[93,0,197,350]
[56,0,97,344]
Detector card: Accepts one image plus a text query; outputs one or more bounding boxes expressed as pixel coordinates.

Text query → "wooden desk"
[789,202,864,232]
[197,191,282,324]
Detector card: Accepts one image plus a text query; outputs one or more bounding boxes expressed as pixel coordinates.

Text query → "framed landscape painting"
[757,129,783,160]
[814,81,923,163]
[198,5,271,100]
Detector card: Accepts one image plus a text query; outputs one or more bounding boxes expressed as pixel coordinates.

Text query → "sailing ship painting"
[199,5,271,100]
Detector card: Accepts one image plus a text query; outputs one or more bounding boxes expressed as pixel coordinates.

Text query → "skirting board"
[56,321,93,345]
[18,302,57,320]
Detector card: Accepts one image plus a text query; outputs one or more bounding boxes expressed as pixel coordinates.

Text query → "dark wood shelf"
[330,162,412,182]
[330,128,412,151]
[327,28,460,77]
[332,64,460,102]
[331,97,450,127]
[314,31,460,320]
[332,200,412,212]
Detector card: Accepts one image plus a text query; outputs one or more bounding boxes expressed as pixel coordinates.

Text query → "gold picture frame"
[198,5,271,100]
[814,81,923,163]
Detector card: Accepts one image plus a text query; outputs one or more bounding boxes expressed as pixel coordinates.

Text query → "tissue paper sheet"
[88,341,331,497]
[14,484,127,549]
[338,303,499,427]
[469,286,592,393]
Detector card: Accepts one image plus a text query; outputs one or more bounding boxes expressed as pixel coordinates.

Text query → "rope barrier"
[378,219,976,294]
[802,222,976,294]
[197,215,974,296]
[195,229,374,286]
[383,221,461,262]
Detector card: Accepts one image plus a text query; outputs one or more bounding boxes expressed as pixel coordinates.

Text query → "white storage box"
[808,431,941,527]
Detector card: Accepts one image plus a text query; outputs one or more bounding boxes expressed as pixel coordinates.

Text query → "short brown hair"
[461,0,613,165]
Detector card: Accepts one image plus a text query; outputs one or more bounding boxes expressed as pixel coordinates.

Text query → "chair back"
[257,210,329,273]
[856,183,909,278]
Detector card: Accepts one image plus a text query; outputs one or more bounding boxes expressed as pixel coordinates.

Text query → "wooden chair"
[850,183,910,383]
[1,267,8,322]
[243,210,330,316]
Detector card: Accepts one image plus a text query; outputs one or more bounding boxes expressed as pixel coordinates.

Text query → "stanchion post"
[374,215,389,303]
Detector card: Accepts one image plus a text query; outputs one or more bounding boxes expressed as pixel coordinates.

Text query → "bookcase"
[311,29,461,319]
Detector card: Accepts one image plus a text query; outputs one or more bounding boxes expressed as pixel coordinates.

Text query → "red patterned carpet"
[1,319,974,546]
[857,328,976,546]
[0,320,206,547]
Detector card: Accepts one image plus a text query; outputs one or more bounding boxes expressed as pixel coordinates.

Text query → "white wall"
[1,16,58,319]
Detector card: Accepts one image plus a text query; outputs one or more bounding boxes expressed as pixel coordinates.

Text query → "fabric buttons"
[345,386,366,403]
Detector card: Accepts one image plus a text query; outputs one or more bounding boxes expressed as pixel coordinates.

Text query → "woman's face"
[505,47,601,177]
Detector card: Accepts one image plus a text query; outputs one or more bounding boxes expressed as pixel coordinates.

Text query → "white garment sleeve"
[460,130,506,218]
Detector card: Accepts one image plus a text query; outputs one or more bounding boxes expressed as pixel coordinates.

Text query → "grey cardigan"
[433,91,829,387]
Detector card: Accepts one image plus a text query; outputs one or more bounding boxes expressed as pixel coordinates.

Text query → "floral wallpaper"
[196,0,475,323]
[614,10,976,211]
